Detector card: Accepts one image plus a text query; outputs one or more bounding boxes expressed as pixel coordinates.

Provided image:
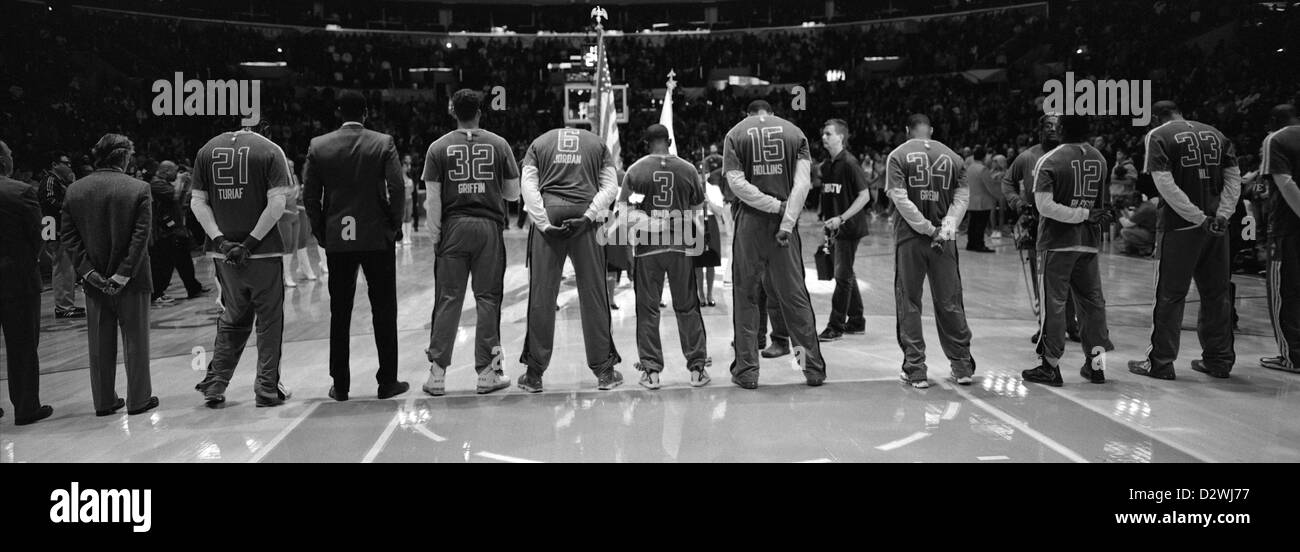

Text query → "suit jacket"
[61,168,153,295]
[965,161,999,211]
[0,176,43,299]
[303,123,405,252]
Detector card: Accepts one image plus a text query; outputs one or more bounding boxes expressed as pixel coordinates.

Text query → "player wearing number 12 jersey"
[1021,115,1113,387]
[190,125,294,407]
[886,114,975,388]
[1129,101,1241,381]
[420,89,520,396]
[723,100,825,389]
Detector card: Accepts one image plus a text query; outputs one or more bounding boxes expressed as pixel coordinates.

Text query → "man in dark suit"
[0,140,54,425]
[303,91,409,401]
[61,134,159,417]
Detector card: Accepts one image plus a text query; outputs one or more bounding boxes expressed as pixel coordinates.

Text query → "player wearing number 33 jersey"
[419,89,520,396]
[1129,101,1241,381]
[1022,115,1113,388]
[885,114,974,388]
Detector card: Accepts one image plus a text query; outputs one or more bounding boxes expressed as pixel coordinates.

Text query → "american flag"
[593,27,621,168]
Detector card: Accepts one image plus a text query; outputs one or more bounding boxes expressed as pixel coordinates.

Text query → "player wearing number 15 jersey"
[1022,115,1113,387]
[1129,101,1241,381]
[420,89,520,396]
[190,125,294,407]
[723,100,825,389]
[885,114,974,388]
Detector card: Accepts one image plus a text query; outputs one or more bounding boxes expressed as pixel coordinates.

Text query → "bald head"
[156,160,179,181]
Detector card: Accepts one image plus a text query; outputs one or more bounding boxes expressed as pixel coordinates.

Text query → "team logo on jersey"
[1042,72,1151,126]
[151,72,261,127]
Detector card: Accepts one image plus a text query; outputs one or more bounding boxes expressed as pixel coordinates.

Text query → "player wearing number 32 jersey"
[1021,115,1113,388]
[420,89,519,396]
[1128,101,1241,381]
[886,114,974,388]
[723,100,825,389]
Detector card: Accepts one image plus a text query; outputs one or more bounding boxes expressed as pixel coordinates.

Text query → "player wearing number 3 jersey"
[886,114,975,388]
[1128,101,1241,381]
[1021,115,1114,387]
[420,89,520,396]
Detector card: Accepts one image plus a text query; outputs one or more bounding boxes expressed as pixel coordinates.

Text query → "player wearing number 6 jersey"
[886,114,975,388]
[518,123,623,393]
[724,100,825,389]
[1022,115,1114,387]
[190,125,294,407]
[420,89,520,396]
[1128,101,1241,381]
[620,124,710,389]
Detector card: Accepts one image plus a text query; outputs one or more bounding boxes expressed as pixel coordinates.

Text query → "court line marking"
[475,451,543,463]
[938,380,1090,463]
[942,401,961,420]
[361,396,413,463]
[1035,384,1217,463]
[978,455,1010,461]
[414,424,447,442]
[248,401,320,463]
[796,458,833,463]
[876,431,931,451]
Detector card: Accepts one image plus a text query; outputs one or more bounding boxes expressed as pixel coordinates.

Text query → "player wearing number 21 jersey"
[885,113,974,388]
[1129,101,1241,381]
[1021,115,1112,388]
[420,89,519,396]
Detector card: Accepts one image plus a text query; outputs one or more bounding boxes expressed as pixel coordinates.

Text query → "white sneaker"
[277,381,293,400]
[900,372,930,388]
[690,368,711,387]
[476,370,510,394]
[423,365,446,396]
[954,375,973,385]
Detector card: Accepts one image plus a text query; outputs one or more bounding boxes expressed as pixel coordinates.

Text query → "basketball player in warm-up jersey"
[1021,115,1113,387]
[518,124,623,393]
[887,114,975,388]
[1128,100,1240,381]
[1257,104,1299,374]
[620,124,710,389]
[723,100,825,389]
[421,89,519,396]
[190,125,294,407]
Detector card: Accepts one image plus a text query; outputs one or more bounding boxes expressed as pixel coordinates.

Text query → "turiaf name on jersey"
[754,163,783,175]
[151,72,261,127]
[1042,72,1151,127]
[49,482,152,533]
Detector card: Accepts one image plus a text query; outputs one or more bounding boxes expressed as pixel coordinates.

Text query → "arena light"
[801,21,824,27]
[324,24,342,31]
[863,56,900,61]
[276,47,283,54]
[408,67,454,73]
[444,42,454,49]
[825,69,846,82]
[239,61,288,67]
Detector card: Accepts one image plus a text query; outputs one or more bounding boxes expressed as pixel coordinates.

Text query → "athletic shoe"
[899,372,930,389]
[1191,360,1230,379]
[804,371,825,387]
[843,323,866,335]
[54,307,86,319]
[377,381,410,399]
[255,395,284,408]
[284,278,298,288]
[954,374,974,385]
[187,287,212,299]
[1260,356,1298,373]
[95,398,126,417]
[423,365,446,396]
[596,369,624,390]
[731,373,758,390]
[203,384,226,406]
[277,381,293,401]
[1080,359,1105,384]
[476,370,511,395]
[153,295,176,306]
[517,373,544,394]
[638,370,661,390]
[1128,359,1175,380]
[1022,362,1063,387]
[818,328,843,342]
[690,368,711,387]
[761,342,790,358]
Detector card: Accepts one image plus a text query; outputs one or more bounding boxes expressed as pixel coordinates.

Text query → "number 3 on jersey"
[447,144,494,181]
[651,171,673,209]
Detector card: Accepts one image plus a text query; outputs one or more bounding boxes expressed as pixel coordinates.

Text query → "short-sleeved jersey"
[1004,144,1046,208]
[1033,143,1108,251]
[1262,125,1300,239]
[191,129,291,257]
[422,128,519,227]
[620,153,704,257]
[722,113,811,212]
[1143,119,1238,230]
[819,149,870,240]
[521,128,613,205]
[886,138,965,243]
